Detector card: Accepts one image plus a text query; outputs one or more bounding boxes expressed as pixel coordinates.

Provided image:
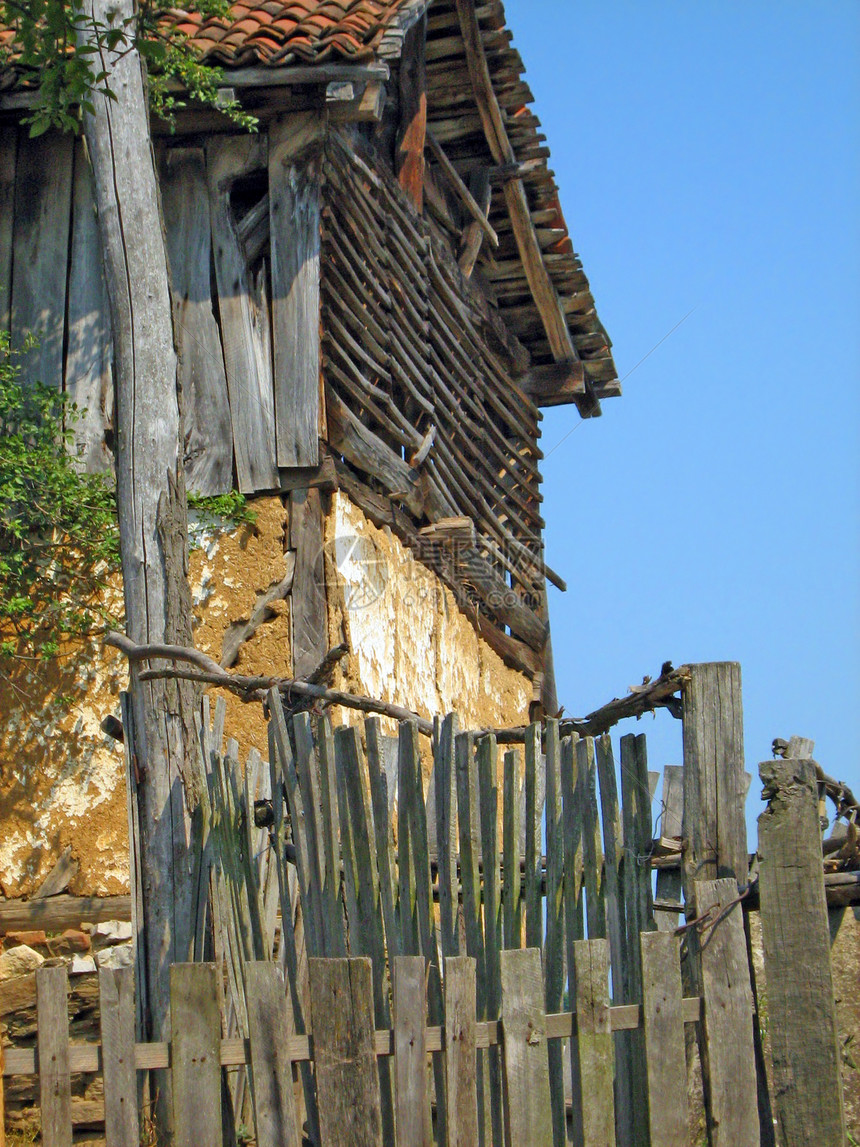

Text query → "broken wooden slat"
[245,960,301,1147]
[11,130,73,391]
[308,958,383,1147]
[426,128,498,248]
[268,112,322,469]
[35,964,72,1147]
[499,947,553,1146]
[444,955,480,1147]
[694,878,760,1147]
[640,932,688,1147]
[170,964,222,1147]
[458,167,491,277]
[758,758,846,1146]
[502,746,522,950]
[206,133,278,493]
[393,955,431,1147]
[65,139,114,475]
[654,765,684,932]
[99,966,139,1147]
[573,939,614,1147]
[161,146,233,495]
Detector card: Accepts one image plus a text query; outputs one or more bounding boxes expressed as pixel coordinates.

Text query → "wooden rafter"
[453,0,600,417]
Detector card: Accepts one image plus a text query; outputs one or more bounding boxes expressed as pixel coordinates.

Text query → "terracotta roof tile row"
[161,0,417,68]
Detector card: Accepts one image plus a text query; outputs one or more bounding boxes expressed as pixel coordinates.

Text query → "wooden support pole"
[758,758,846,1146]
[396,13,427,210]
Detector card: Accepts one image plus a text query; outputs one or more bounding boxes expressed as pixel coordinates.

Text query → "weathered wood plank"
[365,717,401,960]
[99,966,139,1147]
[64,139,114,474]
[655,765,684,932]
[393,955,431,1147]
[573,939,614,1147]
[578,738,605,938]
[560,734,584,1145]
[543,719,566,1147]
[499,947,553,1147]
[524,722,543,949]
[444,955,480,1147]
[36,964,72,1147]
[0,126,15,333]
[245,960,301,1147]
[478,733,503,1145]
[640,932,687,1147]
[308,958,383,1147]
[207,133,278,492]
[161,146,233,495]
[682,663,748,907]
[289,486,328,678]
[694,878,760,1147]
[502,747,522,950]
[758,758,846,1146]
[10,130,73,391]
[396,13,427,210]
[170,964,222,1147]
[291,712,327,951]
[268,113,322,468]
[435,713,460,956]
[315,715,347,957]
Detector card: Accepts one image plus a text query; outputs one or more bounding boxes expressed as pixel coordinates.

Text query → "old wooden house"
[0,0,618,896]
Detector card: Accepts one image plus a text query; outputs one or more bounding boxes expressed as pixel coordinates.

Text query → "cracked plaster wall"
[0,491,532,896]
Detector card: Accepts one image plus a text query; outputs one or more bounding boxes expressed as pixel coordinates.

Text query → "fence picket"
[694,878,760,1147]
[309,958,383,1147]
[398,723,421,956]
[245,960,301,1147]
[654,765,684,933]
[524,722,543,949]
[578,738,605,939]
[640,932,687,1147]
[99,966,139,1147]
[366,717,401,960]
[315,714,348,956]
[573,939,614,1147]
[292,713,327,952]
[478,733,504,1145]
[35,965,72,1147]
[502,747,522,950]
[334,725,395,1144]
[543,720,566,1147]
[444,956,480,1147]
[170,964,222,1147]
[499,947,553,1147]
[560,734,585,1146]
[393,955,431,1147]
[434,713,460,957]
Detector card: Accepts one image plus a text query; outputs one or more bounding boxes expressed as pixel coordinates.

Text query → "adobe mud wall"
[0,491,532,896]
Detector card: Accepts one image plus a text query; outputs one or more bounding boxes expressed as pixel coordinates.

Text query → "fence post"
[499,948,553,1147]
[757,757,846,1146]
[99,965,140,1147]
[170,963,222,1147]
[681,662,748,904]
[694,879,760,1147]
[35,964,72,1147]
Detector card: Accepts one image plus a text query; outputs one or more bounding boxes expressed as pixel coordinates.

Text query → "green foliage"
[0,0,258,136]
[0,331,121,659]
[187,488,256,534]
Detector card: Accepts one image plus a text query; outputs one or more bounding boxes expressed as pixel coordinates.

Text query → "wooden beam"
[516,359,587,407]
[426,129,498,248]
[453,0,600,417]
[396,14,427,211]
[458,167,491,277]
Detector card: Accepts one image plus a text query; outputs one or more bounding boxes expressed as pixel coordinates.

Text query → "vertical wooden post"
[246,961,301,1147]
[170,964,222,1147]
[758,758,846,1146]
[694,879,760,1147]
[36,965,72,1147]
[543,720,566,1147]
[640,932,688,1147]
[444,956,480,1147]
[573,939,614,1147]
[682,663,748,905]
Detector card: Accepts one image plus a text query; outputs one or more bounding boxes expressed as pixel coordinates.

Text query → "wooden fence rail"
[2,929,753,1147]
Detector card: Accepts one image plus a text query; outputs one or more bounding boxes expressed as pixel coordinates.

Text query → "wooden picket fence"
[3,913,752,1147]
[1,662,849,1144]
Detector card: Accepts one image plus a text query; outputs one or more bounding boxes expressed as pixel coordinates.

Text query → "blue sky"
[505,1,860,838]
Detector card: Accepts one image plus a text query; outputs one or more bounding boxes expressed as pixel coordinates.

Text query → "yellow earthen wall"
[0,491,531,896]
